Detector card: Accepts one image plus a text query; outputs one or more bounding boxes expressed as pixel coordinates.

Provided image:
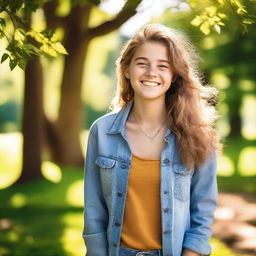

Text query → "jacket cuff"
[183,232,211,255]
[83,231,108,256]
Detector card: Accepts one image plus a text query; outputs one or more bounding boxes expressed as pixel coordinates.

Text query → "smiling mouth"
[141,81,161,87]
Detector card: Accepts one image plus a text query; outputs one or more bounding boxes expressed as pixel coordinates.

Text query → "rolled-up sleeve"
[82,127,108,256]
[183,150,218,256]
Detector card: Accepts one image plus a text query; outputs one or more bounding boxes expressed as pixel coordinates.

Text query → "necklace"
[138,123,163,141]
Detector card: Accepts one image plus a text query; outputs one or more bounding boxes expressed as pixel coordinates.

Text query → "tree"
[1,0,255,183]
[20,55,44,182]
[43,0,142,167]
[1,0,142,182]
[0,0,68,182]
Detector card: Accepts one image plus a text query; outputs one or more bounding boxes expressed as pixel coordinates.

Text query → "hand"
[182,248,201,256]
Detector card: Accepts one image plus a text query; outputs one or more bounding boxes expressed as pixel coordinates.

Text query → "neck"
[128,96,169,127]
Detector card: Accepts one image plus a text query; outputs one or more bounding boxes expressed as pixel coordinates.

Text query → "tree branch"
[43,0,66,29]
[85,0,141,39]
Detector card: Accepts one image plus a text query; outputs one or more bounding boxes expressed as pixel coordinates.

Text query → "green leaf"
[23,43,38,55]
[9,59,17,71]
[216,0,224,6]
[200,22,210,35]
[191,16,202,27]
[1,53,9,63]
[40,45,58,57]
[217,21,225,26]
[237,6,247,14]
[0,30,4,39]
[42,29,54,39]
[52,42,68,55]
[18,59,27,70]
[205,6,217,17]
[218,12,227,19]
[0,18,6,27]
[242,19,254,24]
[214,24,221,34]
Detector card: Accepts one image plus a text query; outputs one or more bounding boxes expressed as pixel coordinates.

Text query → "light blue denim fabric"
[82,101,218,256]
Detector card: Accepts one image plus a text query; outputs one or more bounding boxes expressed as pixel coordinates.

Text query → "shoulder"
[89,110,119,136]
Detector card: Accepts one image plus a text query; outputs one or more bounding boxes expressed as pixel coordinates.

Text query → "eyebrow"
[134,57,170,64]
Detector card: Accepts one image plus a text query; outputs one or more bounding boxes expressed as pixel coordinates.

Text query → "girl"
[83,23,221,256]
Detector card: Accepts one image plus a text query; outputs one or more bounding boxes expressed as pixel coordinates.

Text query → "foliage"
[0,0,70,70]
[1,0,255,71]
[0,0,103,70]
[187,0,255,34]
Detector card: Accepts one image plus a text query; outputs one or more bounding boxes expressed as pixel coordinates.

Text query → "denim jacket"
[82,101,218,256]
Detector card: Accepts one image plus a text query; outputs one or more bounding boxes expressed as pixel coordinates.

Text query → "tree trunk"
[43,1,141,167]
[51,39,89,167]
[47,6,91,167]
[17,56,44,183]
[229,110,242,137]
[228,73,242,138]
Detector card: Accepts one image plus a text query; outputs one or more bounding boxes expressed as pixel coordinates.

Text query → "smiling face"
[125,40,173,102]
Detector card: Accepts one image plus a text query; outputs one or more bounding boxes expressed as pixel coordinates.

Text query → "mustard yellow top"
[120,154,162,250]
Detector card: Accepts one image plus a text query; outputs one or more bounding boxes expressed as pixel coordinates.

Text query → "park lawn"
[0,132,254,255]
[0,168,85,256]
[0,168,243,256]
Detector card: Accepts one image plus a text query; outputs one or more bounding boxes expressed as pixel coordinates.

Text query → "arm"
[82,128,109,256]
[182,150,218,256]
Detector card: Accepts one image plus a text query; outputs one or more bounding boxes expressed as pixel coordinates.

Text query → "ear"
[125,69,130,79]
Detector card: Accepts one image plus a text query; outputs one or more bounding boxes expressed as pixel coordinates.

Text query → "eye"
[158,65,169,69]
[137,62,147,66]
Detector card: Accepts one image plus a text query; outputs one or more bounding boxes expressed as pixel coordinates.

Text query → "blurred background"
[0,0,256,255]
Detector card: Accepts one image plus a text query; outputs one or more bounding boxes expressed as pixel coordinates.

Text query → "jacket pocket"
[173,164,192,201]
[95,156,116,169]
[95,156,116,198]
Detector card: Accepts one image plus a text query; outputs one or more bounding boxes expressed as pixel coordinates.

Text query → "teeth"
[142,81,160,86]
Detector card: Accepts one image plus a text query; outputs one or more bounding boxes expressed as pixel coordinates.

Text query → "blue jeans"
[118,246,163,256]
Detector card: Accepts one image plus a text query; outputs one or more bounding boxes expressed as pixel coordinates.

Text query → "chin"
[138,94,165,101]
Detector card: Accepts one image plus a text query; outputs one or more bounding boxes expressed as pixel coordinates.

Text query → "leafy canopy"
[0,0,99,70]
[0,0,255,70]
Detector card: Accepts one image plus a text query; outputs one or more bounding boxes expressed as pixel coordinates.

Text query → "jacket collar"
[107,100,172,140]
[107,100,134,134]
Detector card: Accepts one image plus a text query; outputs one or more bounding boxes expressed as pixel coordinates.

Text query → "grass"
[217,175,256,193]
[0,169,243,256]
[0,132,255,256]
[0,169,85,256]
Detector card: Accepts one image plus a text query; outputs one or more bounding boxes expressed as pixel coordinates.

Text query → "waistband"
[119,246,163,256]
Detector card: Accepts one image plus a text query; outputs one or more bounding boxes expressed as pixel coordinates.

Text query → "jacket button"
[113,243,118,247]
[164,208,169,213]
[164,230,170,235]
[121,164,127,169]
[117,192,123,197]
[115,222,121,227]
[163,158,170,164]
[164,190,169,194]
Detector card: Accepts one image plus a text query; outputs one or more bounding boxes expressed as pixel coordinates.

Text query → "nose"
[145,65,157,77]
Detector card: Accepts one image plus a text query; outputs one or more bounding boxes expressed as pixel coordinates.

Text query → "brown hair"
[111,23,222,170]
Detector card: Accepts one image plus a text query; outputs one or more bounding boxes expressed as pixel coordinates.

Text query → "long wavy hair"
[110,23,221,170]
